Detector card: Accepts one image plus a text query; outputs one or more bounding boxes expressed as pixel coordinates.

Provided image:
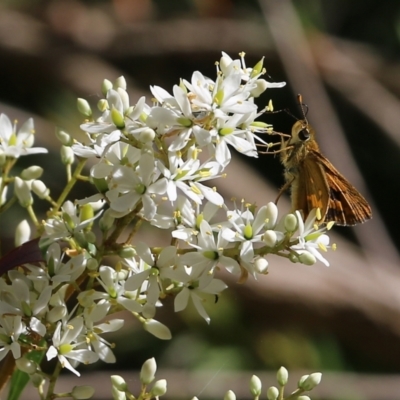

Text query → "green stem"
[45,360,63,400]
[52,158,87,215]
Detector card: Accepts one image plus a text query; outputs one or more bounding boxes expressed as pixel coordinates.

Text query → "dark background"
[1,1,400,399]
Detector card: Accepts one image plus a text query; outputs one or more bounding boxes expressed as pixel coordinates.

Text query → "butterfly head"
[290,120,315,145]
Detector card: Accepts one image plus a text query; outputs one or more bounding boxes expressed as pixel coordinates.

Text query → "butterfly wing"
[310,150,372,226]
[294,155,330,222]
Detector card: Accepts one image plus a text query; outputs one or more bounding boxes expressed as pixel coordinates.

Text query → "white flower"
[222,205,270,264]
[290,210,331,266]
[78,266,142,314]
[125,243,177,318]
[106,152,168,219]
[170,265,227,324]
[41,201,102,245]
[0,315,24,361]
[179,220,240,275]
[46,317,99,376]
[0,114,47,158]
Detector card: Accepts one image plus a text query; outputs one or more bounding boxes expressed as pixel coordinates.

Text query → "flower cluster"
[0,52,332,398]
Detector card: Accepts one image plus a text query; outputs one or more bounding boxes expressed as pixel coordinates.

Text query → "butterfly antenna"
[297,93,309,122]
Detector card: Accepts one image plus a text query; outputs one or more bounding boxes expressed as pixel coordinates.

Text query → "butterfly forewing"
[297,155,330,222]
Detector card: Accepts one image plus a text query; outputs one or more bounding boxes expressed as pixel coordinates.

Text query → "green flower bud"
[61,145,75,165]
[224,390,236,400]
[21,166,43,180]
[111,375,128,391]
[111,386,126,400]
[140,358,157,385]
[266,386,279,400]
[16,357,37,374]
[92,177,109,193]
[102,79,113,96]
[150,379,167,396]
[55,128,72,146]
[284,213,297,232]
[99,209,115,231]
[71,385,95,399]
[298,251,317,266]
[86,258,99,271]
[299,372,322,391]
[77,98,92,117]
[249,375,262,397]
[276,366,288,386]
[143,320,172,340]
[119,246,136,258]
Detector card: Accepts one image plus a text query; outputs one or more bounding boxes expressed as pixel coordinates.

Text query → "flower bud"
[61,145,75,165]
[77,98,92,117]
[263,230,277,247]
[298,251,316,266]
[249,375,262,397]
[299,373,322,391]
[219,54,232,74]
[15,219,31,247]
[254,257,268,274]
[55,128,72,146]
[224,390,236,400]
[297,396,311,400]
[16,357,37,374]
[150,379,167,396]
[114,76,127,90]
[32,180,50,199]
[71,385,95,399]
[140,358,157,385]
[86,258,99,271]
[276,366,288,386]
[265,202,278,229]
[14,177,33,207]
[102,79,113,96]
[284,213,297,232]
[266,386,279,400]
[144,319,172,340]
[99,208,115,231]
[118,246,136,258]
[21,166,43,180]
[111,386,126,400]
[111,375,128,391]
[139,128,156,143]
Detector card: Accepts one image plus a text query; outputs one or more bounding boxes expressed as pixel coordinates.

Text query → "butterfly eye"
[298,128,310,141]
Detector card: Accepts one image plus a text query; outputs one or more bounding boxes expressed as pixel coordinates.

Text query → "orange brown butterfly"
[259,95,372,226]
